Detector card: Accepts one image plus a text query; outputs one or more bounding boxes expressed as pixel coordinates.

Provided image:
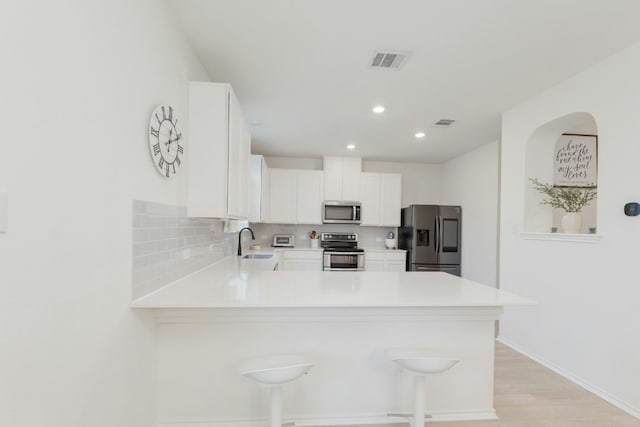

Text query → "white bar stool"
[387,348,459,427]
[239,354,313,427]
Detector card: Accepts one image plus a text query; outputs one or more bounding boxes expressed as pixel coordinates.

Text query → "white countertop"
[131,255,532,309]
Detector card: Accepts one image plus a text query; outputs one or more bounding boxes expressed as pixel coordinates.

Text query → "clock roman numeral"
[158,157,165,169]
[175,156,181,166]
[165,163,170,177]
[162,106,167,120]
[150,127,159,138]
[177,145,183,154]
[172,164,176,174]
[168,106,173,122]
[155,113,161,126]
[153,143,161,156]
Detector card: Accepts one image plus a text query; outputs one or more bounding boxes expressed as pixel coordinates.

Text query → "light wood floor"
[337,342,640,427]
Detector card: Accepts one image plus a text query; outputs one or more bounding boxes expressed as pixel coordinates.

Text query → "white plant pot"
[310,238,319,248]
[561,212,582,234]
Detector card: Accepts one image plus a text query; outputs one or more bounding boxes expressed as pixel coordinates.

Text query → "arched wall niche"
[524,112,598,233]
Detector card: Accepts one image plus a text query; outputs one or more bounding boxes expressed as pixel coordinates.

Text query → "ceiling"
[167,0,640,163]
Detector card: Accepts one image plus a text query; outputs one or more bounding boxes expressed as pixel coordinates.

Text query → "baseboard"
[158,409,497,426]
[497,336,640,420]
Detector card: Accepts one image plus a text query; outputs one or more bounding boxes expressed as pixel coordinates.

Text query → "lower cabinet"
[281,250,323,271]
[364,250,406,272]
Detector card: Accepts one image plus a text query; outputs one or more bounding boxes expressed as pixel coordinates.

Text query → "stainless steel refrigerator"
[398,205,461,275]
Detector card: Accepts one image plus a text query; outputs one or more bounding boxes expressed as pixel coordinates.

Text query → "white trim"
[158,409,498,427]
[151,306,503,324]
[520,232,601,243]
[497,337,640,420]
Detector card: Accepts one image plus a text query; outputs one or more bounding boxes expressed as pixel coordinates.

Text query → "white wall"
[440,141,500,286]
[500,41,640,417]
[0,1,209,426]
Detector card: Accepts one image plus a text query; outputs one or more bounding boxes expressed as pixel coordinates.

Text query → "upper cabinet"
[187,82,250,219]
[267,168,297,224]
[249,154,269,223]
[266,168,324,224]
[359,172,402,226]
[296,170,324,224]
[323,157,362,201]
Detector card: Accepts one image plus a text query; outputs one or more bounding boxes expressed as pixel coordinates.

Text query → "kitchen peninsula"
[132,255,532,426]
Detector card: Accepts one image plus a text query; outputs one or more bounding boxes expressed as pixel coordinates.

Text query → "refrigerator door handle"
[434,216,440,254]
[437,215,443,254]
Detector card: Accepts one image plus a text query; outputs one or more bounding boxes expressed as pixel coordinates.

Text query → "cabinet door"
[341,157,362,201]
[268,169,297,223]
[227,90,249,219]
[296,170,324,224]
[385,261,406,272]
[187,83,229,218]
[379,173,402,226]
[249,155,265,222]
[282,260,322,271]
[282,250,323,271]
[323,157,343,200]
[359,173,381,226]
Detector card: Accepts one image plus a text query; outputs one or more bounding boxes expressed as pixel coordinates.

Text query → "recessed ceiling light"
[372,105,385,114]
[346,144,356,150]
[415,132,426,139]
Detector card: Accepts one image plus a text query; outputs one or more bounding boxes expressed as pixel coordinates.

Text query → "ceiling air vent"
[433,119,456,128]
[370,51,410,69]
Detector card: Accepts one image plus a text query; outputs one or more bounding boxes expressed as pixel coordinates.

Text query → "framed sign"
[553,133,598,188]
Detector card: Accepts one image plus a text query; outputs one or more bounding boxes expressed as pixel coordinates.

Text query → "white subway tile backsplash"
[131,200,235,299]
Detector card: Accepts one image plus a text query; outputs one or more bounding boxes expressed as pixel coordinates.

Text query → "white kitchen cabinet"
[187,82,250,219]
[365,250,406,272]
[379,173,402,226]
[281,250,323,271]
[359,173,381,226]
[323,157,362,201]
[249,155,269,222]
[296,170,324,224]
[227,92,250,218]
[364,251,386,271]
[359,172,402,226]
[265,168,324,224]
[267,168,297,223]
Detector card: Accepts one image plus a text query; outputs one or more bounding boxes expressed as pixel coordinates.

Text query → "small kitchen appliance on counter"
[272,234,295,247]
[321,232,364,271]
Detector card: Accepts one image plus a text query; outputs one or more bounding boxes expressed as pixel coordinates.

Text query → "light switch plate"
[0,192,7,233]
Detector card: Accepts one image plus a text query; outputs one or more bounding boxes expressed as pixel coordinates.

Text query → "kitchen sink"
[242,254,274,259]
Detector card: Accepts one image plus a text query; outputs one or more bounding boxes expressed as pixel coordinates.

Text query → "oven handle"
[324,267,365,271]
[325,251,364,256]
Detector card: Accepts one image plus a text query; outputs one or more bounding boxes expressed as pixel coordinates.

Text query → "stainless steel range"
[321,232,365,271]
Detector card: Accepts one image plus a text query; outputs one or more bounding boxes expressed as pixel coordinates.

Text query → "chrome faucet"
[237,227,256,256]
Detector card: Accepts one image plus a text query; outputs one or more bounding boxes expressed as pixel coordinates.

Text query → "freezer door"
[409,205,439,265]
[412,264,461,276]
[436,205,461,265]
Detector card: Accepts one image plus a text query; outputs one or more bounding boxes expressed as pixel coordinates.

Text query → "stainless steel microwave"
[322,201,361,224]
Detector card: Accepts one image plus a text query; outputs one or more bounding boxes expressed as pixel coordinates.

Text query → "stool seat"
[387,348,459,427]
[240,354,313,386]
[239,354,312,427]
[387,348,458,375]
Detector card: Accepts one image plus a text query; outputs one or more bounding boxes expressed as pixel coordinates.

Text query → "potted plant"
[529,178,597,233]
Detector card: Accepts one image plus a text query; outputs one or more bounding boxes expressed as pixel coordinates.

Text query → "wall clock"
[148,105,184,178]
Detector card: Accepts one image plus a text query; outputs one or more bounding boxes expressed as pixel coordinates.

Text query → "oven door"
[323,252,365,271]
